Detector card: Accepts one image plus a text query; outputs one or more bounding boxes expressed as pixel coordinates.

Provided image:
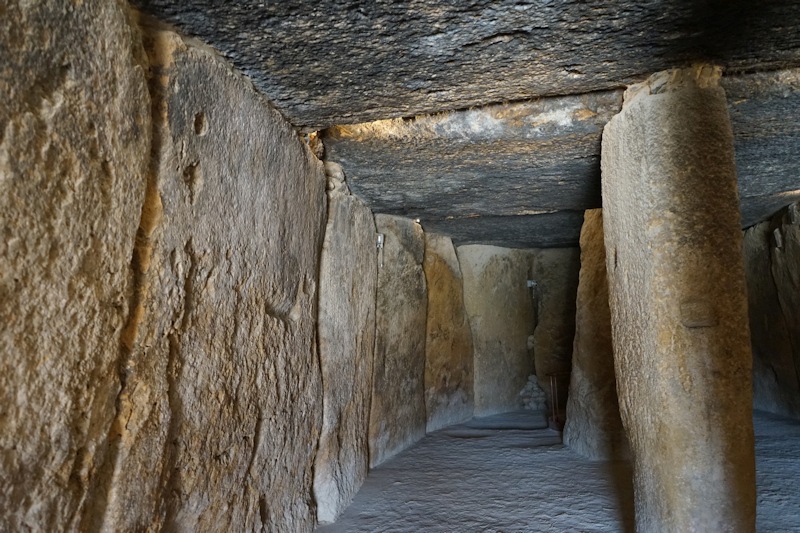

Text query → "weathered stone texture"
[314,164,378,523]
[135,1,800,129]
[320,69,800,249]
[530,247,580,408]
[602,66,755,532]
[457,245,536,416]
[422,212,585,250]
[562,210,627,461]
[0,2,151,530]
[724,70,800,225]
[90,30,327,532]
[744,205,800,418]
[325,91,622,219]
[369,215,427,467]
[423,233,474,432]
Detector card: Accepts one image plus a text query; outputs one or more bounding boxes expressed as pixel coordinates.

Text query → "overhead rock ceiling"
[135,1,800,248]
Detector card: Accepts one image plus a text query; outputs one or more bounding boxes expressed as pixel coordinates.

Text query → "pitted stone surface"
[314,179,378,524]
[423,233,474,432]
[90,30,327,532]
[370,215,428,467]
[0,2,150,530]
[602,66,755,532]
[530,247,580,405]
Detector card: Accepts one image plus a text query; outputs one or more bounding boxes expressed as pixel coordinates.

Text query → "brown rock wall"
[530,247,580,409]
[369,215,428,467]
[562,210,627,460]
[314,166,378,523]
[423,233,474,432]
[457,245,536,416]
[0,2,151,530]
[90,29,327,532]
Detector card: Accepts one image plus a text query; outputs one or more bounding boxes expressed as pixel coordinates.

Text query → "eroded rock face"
[530,247,580,408]
[134,1,800,130]
[0,2,151,530]
[602,66,755,532]
[744,204,800,418]
[562,210,628,460]
[314,165,378,523]
[457,245,536,416]
[88,29,327,532]
[423,233,474,432]
[369,215,427,467]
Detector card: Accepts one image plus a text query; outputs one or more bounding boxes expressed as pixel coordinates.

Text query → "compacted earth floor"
[318,410,800,532]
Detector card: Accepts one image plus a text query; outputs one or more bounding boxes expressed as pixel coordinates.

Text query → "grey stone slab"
[326,70,800,247]
[324,90,621,218]
[422,212,586,249]
[133,1,800,130]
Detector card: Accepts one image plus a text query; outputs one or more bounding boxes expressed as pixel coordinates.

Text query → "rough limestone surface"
[530,247,580,409]
[457,245,536,416]
[314,163,378,523]
[370,215,428,467]
[562,210,628,461]
[0,2,151,530]
[743,205,800,418]
[87,30,327,532]
[602,66,756,532]
[423,233,475,432]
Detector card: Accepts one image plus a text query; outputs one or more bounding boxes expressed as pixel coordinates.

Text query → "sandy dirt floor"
[318,410,800,532]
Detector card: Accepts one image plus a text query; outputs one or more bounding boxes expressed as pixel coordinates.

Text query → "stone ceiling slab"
[134,1,800,130]
[325,69,800,248]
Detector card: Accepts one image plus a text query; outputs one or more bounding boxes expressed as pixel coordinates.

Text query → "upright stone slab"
[314,163,378,523]
[530,247,580,408]
[601,66,755,532]
[0,2,150,530]
[87,30,327,532]
[563,210,628,460]
[423,233,475,432]
[743,204,800,418]
[369,215,427,467]
[458,245,536,416]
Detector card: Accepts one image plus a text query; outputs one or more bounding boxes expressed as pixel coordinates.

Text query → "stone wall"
[1,5,331,531]
[530,248,581,408]
[563,210,628,460]
[89,27,327,533]
[744,203,800,418]
[0,2,151,530]
[423,234,474,432]
[369,215,428,467]
[314,163,378,523]
[457,245,537,416]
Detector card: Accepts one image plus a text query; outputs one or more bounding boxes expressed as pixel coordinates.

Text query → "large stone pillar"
[563,209,628,460]
[601,66,755,532]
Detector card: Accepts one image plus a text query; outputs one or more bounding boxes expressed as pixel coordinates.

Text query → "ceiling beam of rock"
[133,1,800,131]
[325,69,800,248]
